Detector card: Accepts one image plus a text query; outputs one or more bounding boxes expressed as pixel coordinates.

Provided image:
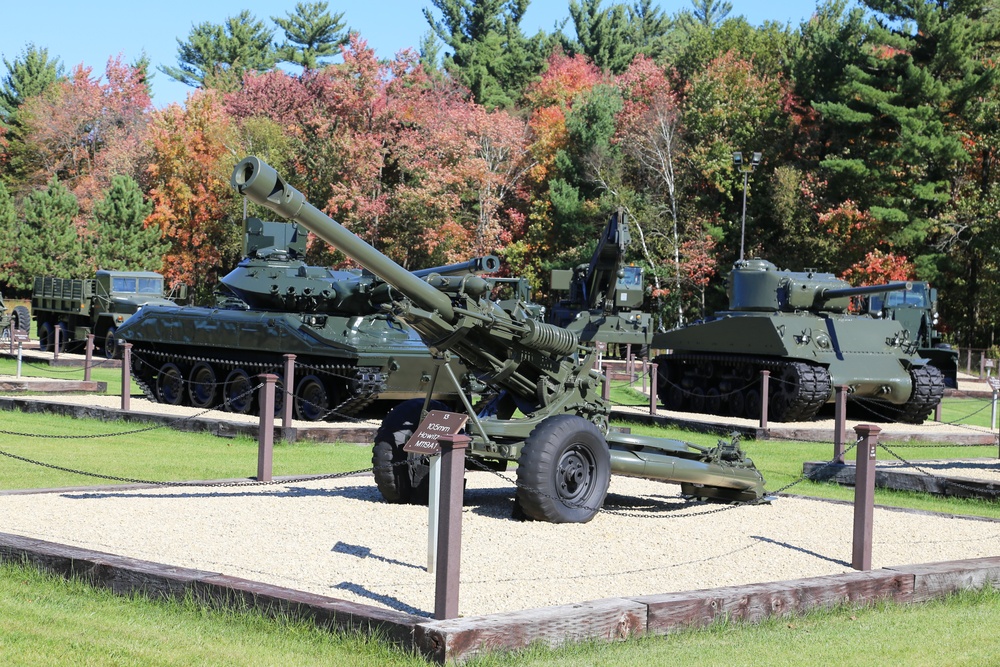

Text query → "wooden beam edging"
[2,529,999,665]
[0,531,421,651]
[802,460,1000,500]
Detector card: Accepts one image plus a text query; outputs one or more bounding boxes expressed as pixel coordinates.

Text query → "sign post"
[403,410,469,573]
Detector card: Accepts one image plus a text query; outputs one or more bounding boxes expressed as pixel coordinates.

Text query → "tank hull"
[652,311,945,423]
[116,304,452,420]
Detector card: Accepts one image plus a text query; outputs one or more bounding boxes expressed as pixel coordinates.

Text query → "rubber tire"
[188,362,218,409]
[55,322,69,354]
[104,327,119,360]
[294,375,329,421]
[38,322,54,352]
[372,398,446,505]
[156,362,185,405]
[223,368,255,414]
[12,305,29,332]
[515,414,611,524]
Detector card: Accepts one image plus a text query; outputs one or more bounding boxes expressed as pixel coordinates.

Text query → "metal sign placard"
[403,410,469,455]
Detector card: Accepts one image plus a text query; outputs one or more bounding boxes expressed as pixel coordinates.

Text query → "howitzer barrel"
[231,156,456,322]
[819,281,911,302]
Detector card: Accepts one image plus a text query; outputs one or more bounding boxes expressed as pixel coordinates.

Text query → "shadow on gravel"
[750,535,849,567]
[330,581,431,617]
[58,481,385,502]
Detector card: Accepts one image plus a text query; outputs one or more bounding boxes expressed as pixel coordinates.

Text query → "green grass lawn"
[1,384,999,664]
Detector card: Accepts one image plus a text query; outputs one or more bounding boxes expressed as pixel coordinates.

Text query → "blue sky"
[3,1,822,108]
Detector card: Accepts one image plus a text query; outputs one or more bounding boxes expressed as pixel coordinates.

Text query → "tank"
[114,216,499,421]
[651,259,946,424]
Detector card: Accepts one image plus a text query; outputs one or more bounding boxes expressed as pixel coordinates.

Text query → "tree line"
[0,0,998,349]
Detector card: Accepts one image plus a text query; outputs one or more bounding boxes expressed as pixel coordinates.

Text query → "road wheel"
[188,362,218,409]
[705,388,723,415]
[38,322,54,352]
[156,362,185,405]
[294,375,329,421]
[223,368,255,414]
[729,389,746,418]
[689,387,706,413]
[104,327,119,359]
[372,398,446,504]
[516,414,611,523]
[744,388,762,420]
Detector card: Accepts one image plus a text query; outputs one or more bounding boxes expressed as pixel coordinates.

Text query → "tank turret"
[727,259,910,313]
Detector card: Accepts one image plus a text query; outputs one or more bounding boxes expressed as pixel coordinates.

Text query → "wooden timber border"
[804,460,1000,501]
[1,527,998,664]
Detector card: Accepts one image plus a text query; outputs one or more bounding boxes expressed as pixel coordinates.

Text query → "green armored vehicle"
[114,217,498,420]
[31,271,183,357]
[652,259,946,424]
[862,282,958,388]
[232,156,767,524]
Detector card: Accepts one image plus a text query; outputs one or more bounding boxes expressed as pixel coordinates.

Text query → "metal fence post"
[84,334,94,382]
[53,324,60,361]
[435,433,470,620]
[257,374,277,482]
[120,343,132,412]
[759,370,769,431]
[834,385,848,464]
[282,353,296,435]
[852,424,880,571]
[649,363,658,416]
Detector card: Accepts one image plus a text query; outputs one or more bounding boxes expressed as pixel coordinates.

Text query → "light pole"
[732,151,762,261]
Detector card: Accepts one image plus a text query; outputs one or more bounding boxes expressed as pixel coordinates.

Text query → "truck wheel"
[12,306,29,332]
[294,375,329,421]
[156,363,185,405]
[372,398,446,504]
[188,362,218,408]
[104,327,119,360]
[516,414,611,523]
[38,322,54,352]
[223,368,255,414]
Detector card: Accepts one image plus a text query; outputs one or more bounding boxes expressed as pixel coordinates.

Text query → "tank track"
[128,347,383,420]
[882,364,945,425]
[656,353,832,422]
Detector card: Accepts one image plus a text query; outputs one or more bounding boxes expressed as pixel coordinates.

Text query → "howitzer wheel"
[223,368,255,414]
[516,415,611,523]
[11,306,29,332]
[188,362,218,409]
[156,363,185,405]
[372,398,447,505]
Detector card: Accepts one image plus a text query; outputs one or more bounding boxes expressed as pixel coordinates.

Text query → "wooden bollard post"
[282,353,296,436]
[759,370,770,431]
[833,385,848,464]
[120,343,132,411]
[435,433,470,620]
[84,334,95,382]
[602,372,610,401]
[649,363,658,416]
[257,374,277,482]
[852,424,880,571]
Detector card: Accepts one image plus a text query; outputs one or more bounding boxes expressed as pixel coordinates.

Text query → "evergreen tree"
[16,177,83,290]
[273,2,349,70]
[160,11,277,90]
[0,182,18,286]
[691,0,732,28]
[566,0,636,74]
[0,43,63,117]
[88,175,165,272]
[423,0,548,108]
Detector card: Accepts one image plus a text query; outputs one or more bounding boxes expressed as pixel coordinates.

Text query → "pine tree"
[160,11,277,90]
[273,2,349,70]
[15,177,83,290]
[0,43,63,117]
[423,0,547,108]
[88,175,165,272]
[0,182,18,286]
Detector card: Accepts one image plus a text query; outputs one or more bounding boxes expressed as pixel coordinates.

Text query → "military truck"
[31,271,185,357]
[861,281,959,388]
[549,209,652,354]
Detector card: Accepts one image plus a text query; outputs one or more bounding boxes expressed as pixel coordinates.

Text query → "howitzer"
[232,156,765,523]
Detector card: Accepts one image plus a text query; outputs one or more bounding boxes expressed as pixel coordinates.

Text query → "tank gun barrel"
[819,281,911,302]
[231,156,457,323]
[412,255,499,279]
